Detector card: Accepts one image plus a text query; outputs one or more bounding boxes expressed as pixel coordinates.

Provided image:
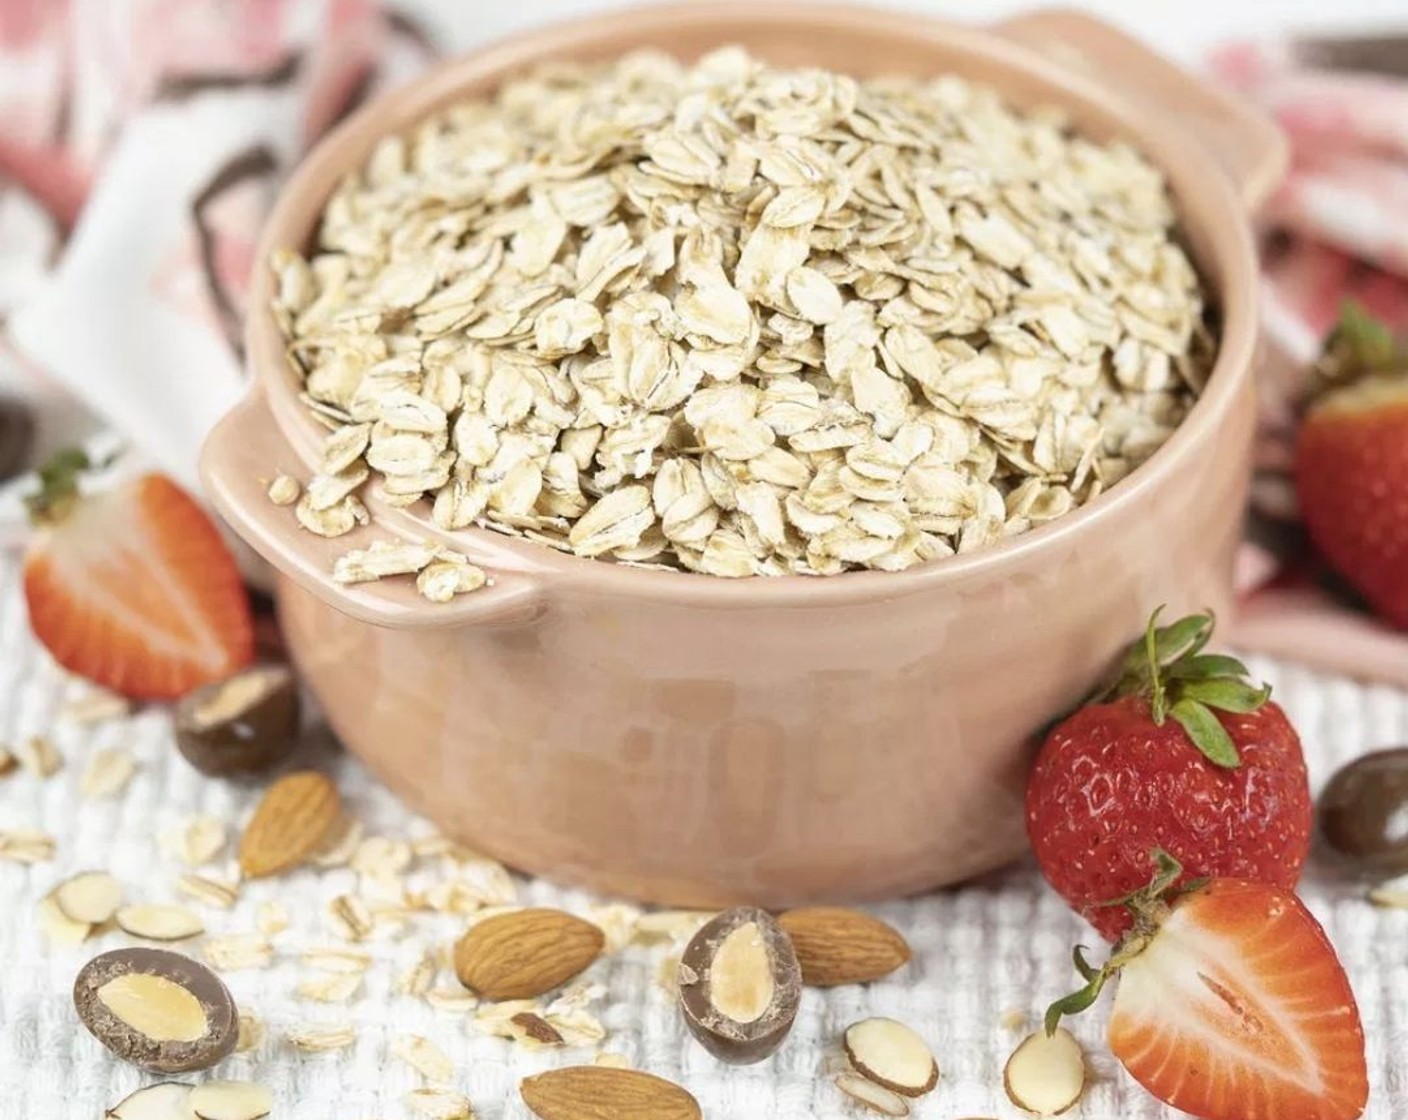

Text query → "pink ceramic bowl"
[202,4,1284,906]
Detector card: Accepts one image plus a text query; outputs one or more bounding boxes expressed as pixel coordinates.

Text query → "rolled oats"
[274,49,1209,578]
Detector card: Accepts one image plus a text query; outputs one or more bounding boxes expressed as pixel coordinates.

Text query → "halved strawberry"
[1048,855,1368,1120]
[22,451,254,700]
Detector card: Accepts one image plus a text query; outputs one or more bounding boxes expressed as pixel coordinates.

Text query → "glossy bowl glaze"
[202,4,1284,906]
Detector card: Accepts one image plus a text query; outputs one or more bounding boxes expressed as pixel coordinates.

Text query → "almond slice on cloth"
[843,1017,939,1097]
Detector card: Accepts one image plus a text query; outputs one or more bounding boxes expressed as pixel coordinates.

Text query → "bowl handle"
[200,389,546,631]
[993,8,1287,212]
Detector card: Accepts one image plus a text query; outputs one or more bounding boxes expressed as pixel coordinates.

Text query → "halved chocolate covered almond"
[74,947,238,1072]
[175,664,300,777]
[678,906,801,1064]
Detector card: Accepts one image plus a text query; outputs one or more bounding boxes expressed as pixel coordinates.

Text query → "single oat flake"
[273,48,1210,578]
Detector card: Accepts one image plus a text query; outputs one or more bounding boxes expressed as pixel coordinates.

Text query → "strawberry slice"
[1111,879,1368,1120]
[22,451,254,700]
[1047,855,1368,1120]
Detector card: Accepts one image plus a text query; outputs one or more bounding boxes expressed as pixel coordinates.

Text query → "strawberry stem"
[1094,607,1271,770]
[1044,851,1189,1037]
[24,448,92,524]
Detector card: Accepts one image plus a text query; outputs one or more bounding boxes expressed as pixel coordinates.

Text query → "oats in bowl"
[273,47,1211,578]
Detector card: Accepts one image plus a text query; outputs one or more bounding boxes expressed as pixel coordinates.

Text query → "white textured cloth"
[0,548,1406,1119]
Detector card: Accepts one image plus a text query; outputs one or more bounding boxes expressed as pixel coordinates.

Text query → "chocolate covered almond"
[74,947,238,1073]
[678,906,801,1064]
[175,664,300,777]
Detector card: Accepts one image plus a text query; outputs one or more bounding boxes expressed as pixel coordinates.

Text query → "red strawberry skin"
[23,474,254,700]
[1110,878,1368,1120]
[1027,697,1312,940]
[1296,394,1408,629]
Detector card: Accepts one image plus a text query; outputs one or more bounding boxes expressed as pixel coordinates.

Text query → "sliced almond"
[39,891,94,945]
[162,815,227,867]
[105,1082,195,1120]
[256,900,290,935]
[1004,1028,1086,1116]
[54,871,124,924]
[116,903,205,942]
[188,1080,273,1120]
[238,770,342,878]
[835,1070,910,1116]
[843,1017,939,1098]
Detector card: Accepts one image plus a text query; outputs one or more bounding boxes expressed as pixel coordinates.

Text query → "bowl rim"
[242,0,1260,609]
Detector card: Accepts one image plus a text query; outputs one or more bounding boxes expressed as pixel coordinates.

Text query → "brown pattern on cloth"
[191,146,279,360]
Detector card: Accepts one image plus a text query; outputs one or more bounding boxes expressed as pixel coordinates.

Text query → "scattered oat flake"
[177,872,240,909]
[0,829,56,863]
[351,836,413,878]
[425,986,478,1014]
[395,952,437,996]
[594,1051,632,1070]
[405,1088,473,1120]
[203,933,274,970]
[267,474,301,506]
[1000,1008,1030,1032]
[17,736,62,777]
[256,900,290,936]
[62,689,131,724]
[1368,886,1408,909]
[311,815,363,867]
[286,1021,357,1052]
[326,894,374,941]
[163,815,227,866]
[585,902,643,954]
[297,973,363,1003]
[236,1013,266,1053]
[633,909,714,944]
[303,947,373,974]
[393,1034,456,1082]
[80,747,137,799]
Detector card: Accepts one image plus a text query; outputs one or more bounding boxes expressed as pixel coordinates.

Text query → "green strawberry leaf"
[1167,653,1252,681]
[1179,678,1272,714]
[1072,945,1099,982]
[1170,698,1241,768]
[1152,612,1214,665]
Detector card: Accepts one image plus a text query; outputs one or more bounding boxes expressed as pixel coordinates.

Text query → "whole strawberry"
[1026,609,1311,941]
[1295,304,1408,629]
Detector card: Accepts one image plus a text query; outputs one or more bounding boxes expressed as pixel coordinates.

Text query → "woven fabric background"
[0,549,1405,1119]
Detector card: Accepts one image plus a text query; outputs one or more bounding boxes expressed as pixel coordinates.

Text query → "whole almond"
[238,770,341,879]
[778,907,911,986]
[521,1067,700,1120]
[454,908,604,1000]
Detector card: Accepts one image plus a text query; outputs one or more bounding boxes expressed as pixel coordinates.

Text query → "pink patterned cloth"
[0,0,429,484]
[0,9,1404,682]
[1212,38,1408,685]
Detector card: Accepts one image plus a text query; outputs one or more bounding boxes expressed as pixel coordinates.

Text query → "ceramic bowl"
[202,3,1284,906]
